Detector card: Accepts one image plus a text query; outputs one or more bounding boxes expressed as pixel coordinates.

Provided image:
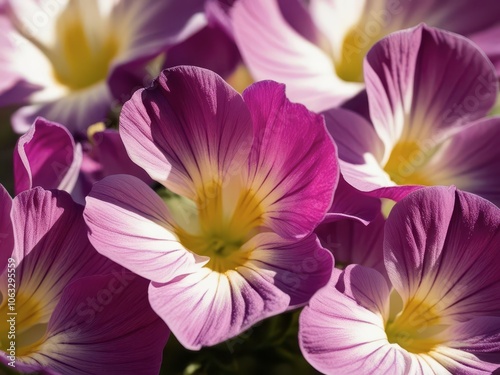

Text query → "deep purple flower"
[84,66,337,349]
[300,186,500,374]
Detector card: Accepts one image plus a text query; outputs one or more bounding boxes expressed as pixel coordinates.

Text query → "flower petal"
[469,25,500,77]
[120,66,253,200]
[433,317,500,373]
[84,174,207,283]
[38,274,169,375]
[231,0,362,112]
[420,117,500,207]
[325,175,382,225]
[0,184,13,272]
[242,80,338,238]
[107,0,207,98]
[365,24,498,152]
[384,186,500,321]
[12,83,112,134]
[149,267,289,349]
[316,212,386,278]
[299,265,413,374]
[10,187,116,323]
[13,117,82,195]
[247,233,333,308]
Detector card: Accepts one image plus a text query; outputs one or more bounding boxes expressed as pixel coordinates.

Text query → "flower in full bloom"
[324,25,500,206]
[0,186,169,374]
[0,0,206,132]
[231,0,500,111]
[299,186,500,374]
[83,66,337,349]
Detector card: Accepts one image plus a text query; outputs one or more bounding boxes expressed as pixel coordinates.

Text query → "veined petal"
[421,117,500,207]
[325,175,382,225]
[242,80,338,239]
[433,317,500,373]
[35,274,169,375]
[0,185,13,273]
[9,188,116,324]
[316,213,386,278]
[149,266,289,350]
[232,0,362,112]
[365,24,498,156]
[385,186,500,321]
[14,117,82,195]
[247,233,333,308]
[84,174,207,283]
[299,266,413,374]
[120,66,253,200]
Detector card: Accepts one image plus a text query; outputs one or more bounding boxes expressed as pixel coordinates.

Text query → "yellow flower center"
[165,180,264,273]
[383,141,437,186]
[335,27,376,83]
[385,296,446,354]
[49,3,120,90]
[0,292,47,357]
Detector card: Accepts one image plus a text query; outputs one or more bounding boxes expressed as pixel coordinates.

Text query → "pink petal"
[365,24,498,151]
[420,117,500,207]
[231,0,362,112]
[84,174,207,283]
[385,186,500,321]
[247,233,333,308]
[243,80,339,239]
[120,66,253,200]
[316,212,386,279]
[149,266,289,349]
[42,274,169,375]
[299,266,411,374]
[0,184,13,272]
[13,117,82,195]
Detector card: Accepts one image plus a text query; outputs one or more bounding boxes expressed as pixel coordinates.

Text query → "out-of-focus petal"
[232,0,362,112]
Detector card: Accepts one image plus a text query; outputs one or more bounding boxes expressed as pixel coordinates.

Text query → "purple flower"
[325,25,500,206]
[231,0,500,111]
[83,66,337,349]
[0,0,206,133]
[299,186,500,374]
[0,186,169,374]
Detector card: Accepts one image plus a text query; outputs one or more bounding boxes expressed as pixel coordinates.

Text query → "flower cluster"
[0,1,499,374]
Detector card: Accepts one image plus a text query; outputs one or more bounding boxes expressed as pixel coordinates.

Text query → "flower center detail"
[49,1,120,90]
[0,291,48,357]
[385,297,446,354]
[166,180,264,273]
[383,141,437,186]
